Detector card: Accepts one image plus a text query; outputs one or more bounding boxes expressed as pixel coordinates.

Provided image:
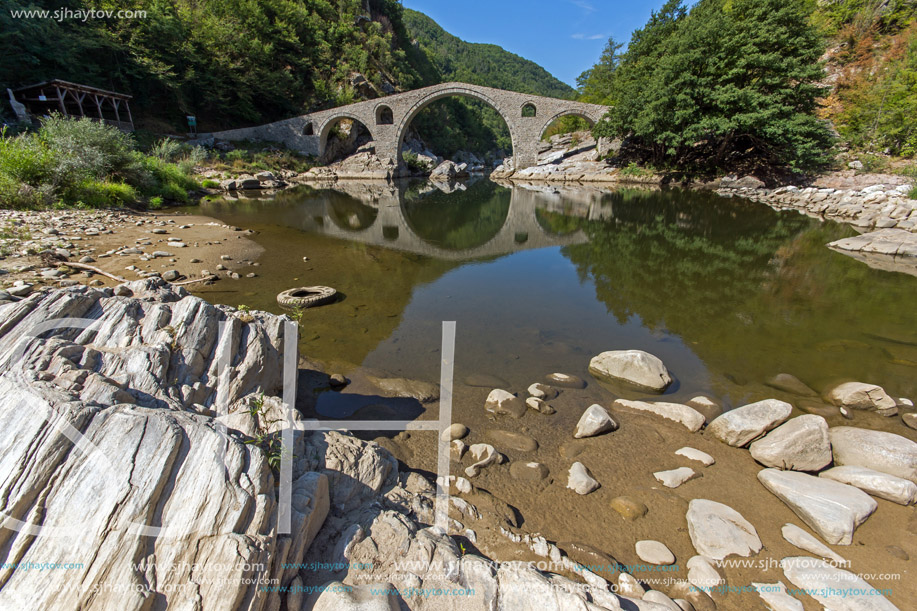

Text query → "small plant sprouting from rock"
[235,304,254,323]
[160,321,185,351]
[244,393,287,476]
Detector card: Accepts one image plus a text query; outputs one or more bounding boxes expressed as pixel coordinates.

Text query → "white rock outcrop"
[0,280,323,611]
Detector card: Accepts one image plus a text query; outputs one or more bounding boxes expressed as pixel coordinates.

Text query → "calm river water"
[188,178,917,409]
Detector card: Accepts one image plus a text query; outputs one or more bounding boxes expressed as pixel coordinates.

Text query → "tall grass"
[0,115,200,209]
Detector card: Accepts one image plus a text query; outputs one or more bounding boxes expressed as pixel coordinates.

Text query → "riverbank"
[0,208,263,303]
[0,279,913,610]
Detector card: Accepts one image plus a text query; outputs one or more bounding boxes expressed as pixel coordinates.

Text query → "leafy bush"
[0,116,199,209]
[150,138,183,162]
[202,179,221,188]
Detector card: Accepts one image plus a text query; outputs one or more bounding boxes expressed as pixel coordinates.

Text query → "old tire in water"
[277,286,337,309]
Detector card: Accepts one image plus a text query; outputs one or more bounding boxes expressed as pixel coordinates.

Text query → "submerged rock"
[819,465,917,505]
[588,349,673,393]
[573,404,618,438]
[766,373,817,397]
[544,372,586,389]
[367,375,439,403]
[526,396,556,414]
[708,399,793,447]
[613,399,705,432]
[485,429,539,452]
[758,468,877,545]
[829,426,917,483]
[509,461,550,482]
[781,556,900,611]
[748,415,832,471]
[567,462,600,495]
[686,499,763,560]
[527,382,558,400]
[464,373,510,388]
[484,389,527,418]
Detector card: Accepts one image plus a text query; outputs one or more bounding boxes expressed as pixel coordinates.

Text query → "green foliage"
[150,138,183,162]
[587,0,834,172]
[0,116,197,209]
[835,26,917,155]
[201,179,220,189]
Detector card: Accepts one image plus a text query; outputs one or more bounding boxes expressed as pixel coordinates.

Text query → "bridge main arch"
[381,85,520,172]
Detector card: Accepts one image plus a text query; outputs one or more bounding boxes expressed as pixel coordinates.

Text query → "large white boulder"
[708,399,793,447]
[758,469,877,545]
[588,350,673,393]
[748,415,832,471]
[829,426,917,483]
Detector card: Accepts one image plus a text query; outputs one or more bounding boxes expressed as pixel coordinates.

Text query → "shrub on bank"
[0,115,200,209]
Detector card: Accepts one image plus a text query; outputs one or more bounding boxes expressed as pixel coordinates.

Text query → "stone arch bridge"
[208,82,608,174]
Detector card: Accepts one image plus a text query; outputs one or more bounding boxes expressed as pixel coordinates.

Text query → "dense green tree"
[589,0,834,171]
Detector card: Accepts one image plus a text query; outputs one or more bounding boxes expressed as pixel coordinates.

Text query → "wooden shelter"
[12,79,134,131]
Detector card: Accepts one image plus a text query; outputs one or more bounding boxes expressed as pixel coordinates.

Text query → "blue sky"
[401,0,680,88]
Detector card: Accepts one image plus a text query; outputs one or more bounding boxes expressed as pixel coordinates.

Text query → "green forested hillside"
[1,1,573,158]
[402,9,573,98]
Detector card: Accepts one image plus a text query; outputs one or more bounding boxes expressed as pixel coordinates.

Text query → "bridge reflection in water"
[237,178,602,261]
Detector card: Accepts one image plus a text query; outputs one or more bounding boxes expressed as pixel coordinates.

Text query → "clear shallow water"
[187,179,917,408]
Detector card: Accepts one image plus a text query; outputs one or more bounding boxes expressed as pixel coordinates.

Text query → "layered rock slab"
[758,469,877,545]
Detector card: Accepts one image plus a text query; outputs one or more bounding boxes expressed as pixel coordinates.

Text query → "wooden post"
[124,99,134,131]
[93,94,104,120]
[113,98,122,126]
[74,92,85,117]
[55,86,68,116]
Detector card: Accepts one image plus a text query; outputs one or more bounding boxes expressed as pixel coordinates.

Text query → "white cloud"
[568,0,596,13]
[572,33,604,40]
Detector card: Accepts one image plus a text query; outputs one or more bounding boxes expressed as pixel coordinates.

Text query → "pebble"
[189,258,201,263]
[441,423,468,442]
[573,404,618,438]
[162,270,180,281]
[904,413,917,430]
[78,256,95,263]
[151,228,168,234]
[610,496,647,521]
[635,540,675,565]
[484,389,526,418]
[525,397,555,414]
[220,254,232,260]
[886,545,908,561]
[654,467,698,488]
[152,251,171,258]
[527,382,558,400]
[509,461,549,482]
[567,462,599,495]
[329,373,348,388]
[675,447,715,466]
